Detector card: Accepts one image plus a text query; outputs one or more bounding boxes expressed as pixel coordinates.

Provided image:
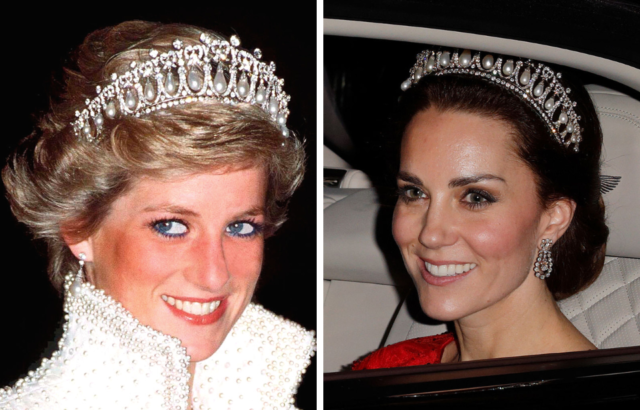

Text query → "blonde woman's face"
[392,107,548,322]
[75,167,267,363]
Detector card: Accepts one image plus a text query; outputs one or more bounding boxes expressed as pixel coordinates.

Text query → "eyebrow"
[448,174,506,188]
[397,171,423,186]
[142,204,265,219]
[143,205,200,217]
[397,171,506,188]
[237,206,265,219]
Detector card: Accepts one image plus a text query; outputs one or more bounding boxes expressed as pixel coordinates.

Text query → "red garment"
[352,332,456,370]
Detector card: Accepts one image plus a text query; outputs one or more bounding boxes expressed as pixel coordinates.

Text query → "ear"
[61,227,95,263]
[67,239,94,262]
[538,198,576,243]
[65,236,97,284]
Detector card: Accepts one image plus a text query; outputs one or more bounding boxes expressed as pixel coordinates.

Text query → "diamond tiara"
[401,49,582,152]
[72,33,291,142]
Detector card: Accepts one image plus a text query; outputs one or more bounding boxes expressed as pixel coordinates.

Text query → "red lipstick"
[163,296,227,325]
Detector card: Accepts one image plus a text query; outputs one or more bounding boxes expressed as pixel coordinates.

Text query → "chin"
[172,322,232,362]
[417,290,466,322]
[184,342,221,363]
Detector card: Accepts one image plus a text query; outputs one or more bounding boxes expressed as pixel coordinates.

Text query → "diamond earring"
[70,252,87,296]
[534,239,553,279]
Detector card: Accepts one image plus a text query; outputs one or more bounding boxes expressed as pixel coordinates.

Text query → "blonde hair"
[2,21,305,291]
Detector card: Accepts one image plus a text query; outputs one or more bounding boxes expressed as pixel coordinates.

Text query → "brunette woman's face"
[72,167,267,363]
[393,107,551,322]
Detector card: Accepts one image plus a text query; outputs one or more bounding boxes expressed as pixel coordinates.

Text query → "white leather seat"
[559,257,640,348]
[324,188,408,372]
[324,85,640,371]
[324,145,373,190]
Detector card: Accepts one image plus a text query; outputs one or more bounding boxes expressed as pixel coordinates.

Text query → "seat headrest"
[324,188,408,286]
[588,85,640,258]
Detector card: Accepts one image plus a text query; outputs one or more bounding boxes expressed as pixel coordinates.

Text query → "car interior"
[323,18,640,374]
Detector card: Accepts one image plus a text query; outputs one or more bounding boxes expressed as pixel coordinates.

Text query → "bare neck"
[448,275,595,362]
[187,362,196,408]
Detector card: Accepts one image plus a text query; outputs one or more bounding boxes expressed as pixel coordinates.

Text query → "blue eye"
[152,220,188,238]
[226,221,262,238]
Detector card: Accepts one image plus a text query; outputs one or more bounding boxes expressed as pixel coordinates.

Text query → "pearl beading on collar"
[193,304,316,410]
[1,273,191,409]
[72,33,292,142]
[402,49,583,152]
[0,274,315,410]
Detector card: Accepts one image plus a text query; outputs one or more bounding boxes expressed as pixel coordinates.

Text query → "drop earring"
[534,239,553,279]
[70,252,87,296]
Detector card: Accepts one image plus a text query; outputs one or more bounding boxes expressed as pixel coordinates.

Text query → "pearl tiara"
[72,33,291,142]
[401,49,582,152]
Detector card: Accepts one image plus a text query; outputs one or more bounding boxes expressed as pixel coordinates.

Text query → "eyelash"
[149,218,265,240]
[397,185,497,209]
[150,218,189,239]
[226,219,264,239]
[397,185,427,203]
[461,188,497,209]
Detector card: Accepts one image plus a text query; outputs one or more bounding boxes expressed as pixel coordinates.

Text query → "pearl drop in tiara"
[402,49,582,152]
[72,33,291,142]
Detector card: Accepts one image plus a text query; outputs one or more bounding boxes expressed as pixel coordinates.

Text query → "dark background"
[0,3,317,407]
[324,0,640,186]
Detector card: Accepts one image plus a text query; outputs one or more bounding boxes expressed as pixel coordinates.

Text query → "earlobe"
[66,238,96,285]
[64,236,94,262]
[541,199,576,242]
[61,222,94,262]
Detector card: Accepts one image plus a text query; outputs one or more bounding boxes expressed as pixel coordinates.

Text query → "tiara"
[401,49,582,152]
[72,33,291,142]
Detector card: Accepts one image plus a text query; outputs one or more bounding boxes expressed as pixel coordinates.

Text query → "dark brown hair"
[392,74,607,300]
[3,21,305,291]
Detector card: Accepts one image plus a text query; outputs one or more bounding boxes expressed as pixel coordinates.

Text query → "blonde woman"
[1,21,315,409]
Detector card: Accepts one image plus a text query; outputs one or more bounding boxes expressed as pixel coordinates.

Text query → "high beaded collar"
[1,274,315,410]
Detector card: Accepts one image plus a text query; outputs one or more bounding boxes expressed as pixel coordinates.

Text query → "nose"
[418,196,458,250]
[186,233,231,291]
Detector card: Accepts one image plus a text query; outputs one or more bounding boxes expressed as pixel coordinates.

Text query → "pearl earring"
[70,252,87,296]
[534,239,553,279]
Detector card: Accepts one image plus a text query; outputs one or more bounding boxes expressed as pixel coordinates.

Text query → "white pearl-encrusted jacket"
[0,276,315,410]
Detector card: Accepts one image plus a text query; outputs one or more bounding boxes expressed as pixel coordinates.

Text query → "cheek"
[224,238,264,284]
[465,208,538,268]
[93,229,178,295]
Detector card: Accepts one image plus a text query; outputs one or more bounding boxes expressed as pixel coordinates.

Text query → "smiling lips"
[420,260,477,286]
[424,261,477,277]
[161,294,226,325]
[161,295,221,315]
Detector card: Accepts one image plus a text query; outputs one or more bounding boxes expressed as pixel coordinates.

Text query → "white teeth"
[162,295,221,316]
[192,302,202,315]
[425,262,477,277]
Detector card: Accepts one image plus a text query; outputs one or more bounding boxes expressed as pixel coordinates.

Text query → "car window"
[323,33,640,383]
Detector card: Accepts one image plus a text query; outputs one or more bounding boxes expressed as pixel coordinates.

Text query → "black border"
[0,4,317,408]
[325,0,640,69]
